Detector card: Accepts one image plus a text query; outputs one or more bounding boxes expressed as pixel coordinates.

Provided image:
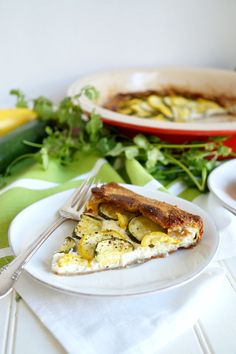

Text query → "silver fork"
[0,177,96,299]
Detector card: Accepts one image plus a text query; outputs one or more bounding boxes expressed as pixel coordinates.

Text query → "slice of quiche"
[52,183,203,275]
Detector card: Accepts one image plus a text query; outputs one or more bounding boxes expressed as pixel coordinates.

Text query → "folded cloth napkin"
[0,154,235,353]
[15,267,224,354]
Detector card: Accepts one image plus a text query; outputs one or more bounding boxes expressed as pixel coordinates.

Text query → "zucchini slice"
[78,233,114,260]
[73,214,102,238]
[141,232,180,248]
[127,216,164,243]
[99,203,118,220]
[99,203,136,227]
[95,237,134,266]
[78,229,129,261]
[147,95,173,118]
[59,236,76,253]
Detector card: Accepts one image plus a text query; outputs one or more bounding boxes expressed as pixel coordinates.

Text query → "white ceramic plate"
[208,159,236,214]
[9,185,219,297]
[68,67,236,136]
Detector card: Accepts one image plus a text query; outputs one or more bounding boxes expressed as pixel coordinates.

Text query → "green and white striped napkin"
[0,153,235,267]
[0,153,123,267]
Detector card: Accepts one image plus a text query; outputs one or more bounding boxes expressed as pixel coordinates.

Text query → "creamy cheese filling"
[51,228,197,275]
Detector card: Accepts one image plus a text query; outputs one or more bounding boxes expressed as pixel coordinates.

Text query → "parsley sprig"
[8,88,234,192]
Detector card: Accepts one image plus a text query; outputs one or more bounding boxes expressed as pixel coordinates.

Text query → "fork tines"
[71,177,96,208]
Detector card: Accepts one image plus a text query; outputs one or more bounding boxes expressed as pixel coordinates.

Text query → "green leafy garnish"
[10,89,28,108]
[33,97,55,120]
[85,110,103,142]
[6,87,234,192]
[81,85,100,100]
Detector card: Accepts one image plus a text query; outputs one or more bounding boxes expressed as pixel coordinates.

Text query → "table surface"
[1,257,236,354]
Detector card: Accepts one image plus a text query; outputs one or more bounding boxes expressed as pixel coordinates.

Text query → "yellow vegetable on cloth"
[0,108,37,136]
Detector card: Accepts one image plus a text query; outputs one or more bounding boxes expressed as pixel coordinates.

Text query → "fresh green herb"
[85,110,103,143]
[80,85,100,100]
[10,89,28,108]
[5,87,234,192]
[33,96,55,120]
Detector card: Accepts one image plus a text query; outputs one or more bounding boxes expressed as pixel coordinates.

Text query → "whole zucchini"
[0,119,47,173]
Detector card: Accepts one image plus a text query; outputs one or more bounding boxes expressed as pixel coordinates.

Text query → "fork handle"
[0,216,65,299]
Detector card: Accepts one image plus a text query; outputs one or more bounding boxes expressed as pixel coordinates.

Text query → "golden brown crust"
[88,183,203,241]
